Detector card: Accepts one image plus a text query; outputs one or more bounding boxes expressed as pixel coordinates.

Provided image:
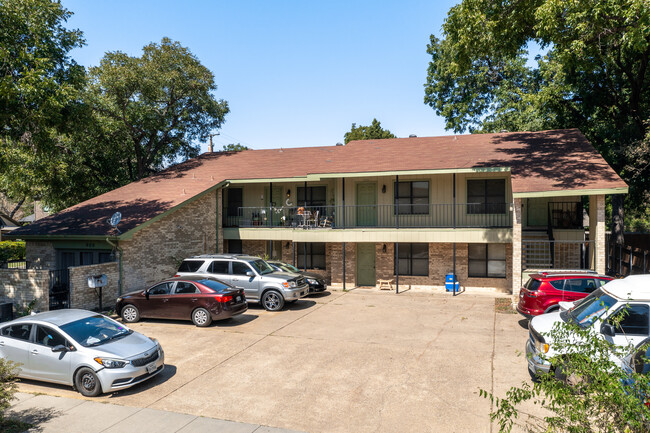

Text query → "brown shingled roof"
[9,129,627,238]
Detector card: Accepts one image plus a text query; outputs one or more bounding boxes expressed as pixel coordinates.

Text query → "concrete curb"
[8,392,307,433]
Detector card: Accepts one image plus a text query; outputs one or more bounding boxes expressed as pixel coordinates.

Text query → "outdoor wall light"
[287,189,291,197]
[382,244,387,253]
[285,241,291,248]
[382,184,387,194]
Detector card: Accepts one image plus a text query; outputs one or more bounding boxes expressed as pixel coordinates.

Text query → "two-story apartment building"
[2,129,627,311]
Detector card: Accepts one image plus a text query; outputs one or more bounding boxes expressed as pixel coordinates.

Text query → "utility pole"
[208,132,220,153]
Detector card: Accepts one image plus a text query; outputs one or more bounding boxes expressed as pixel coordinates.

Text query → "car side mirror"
[601,323,616,337]
[145,290,150,300]
[51,344,68,353]
[246,271,254,277]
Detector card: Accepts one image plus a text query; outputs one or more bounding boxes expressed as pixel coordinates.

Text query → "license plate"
[236,296,241,303]
[146,362,156,374]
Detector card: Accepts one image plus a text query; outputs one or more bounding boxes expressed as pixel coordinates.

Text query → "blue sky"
[61,0,459,152]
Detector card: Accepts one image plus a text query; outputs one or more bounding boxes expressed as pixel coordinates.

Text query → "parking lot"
[16,289,536,433]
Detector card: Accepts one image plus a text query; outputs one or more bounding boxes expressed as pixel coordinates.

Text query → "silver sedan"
[0,309,164,396]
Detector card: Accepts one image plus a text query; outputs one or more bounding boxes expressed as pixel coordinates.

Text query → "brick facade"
[69,262,119,311]
[120,191,218,292]
[25,242,56,270]
[373,242,511,293]
[0,269,50,313]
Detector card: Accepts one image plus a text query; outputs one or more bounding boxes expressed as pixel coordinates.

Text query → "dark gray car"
[0,309,164,397]
[175,254,309,311]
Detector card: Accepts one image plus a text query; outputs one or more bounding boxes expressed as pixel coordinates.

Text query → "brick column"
[512,198,523,296]
[590,195,606,274]
[217,188,224,253]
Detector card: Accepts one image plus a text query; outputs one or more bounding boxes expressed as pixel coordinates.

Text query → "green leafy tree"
[344,118,396,144]
[424,0,650,231]
[222,143,249,151]
[82,37,230,182]
[0,0,85,213]
[482,318,650,432]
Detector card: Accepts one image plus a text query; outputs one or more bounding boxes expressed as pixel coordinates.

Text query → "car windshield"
[250,259,274,275]
[60,315,133,347]
[279,263,300,273]
[564,288,618,328]
[198,279,232,292]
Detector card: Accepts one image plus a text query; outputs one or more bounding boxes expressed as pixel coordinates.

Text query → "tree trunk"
[9,197,25,219]
[611,194,625,245]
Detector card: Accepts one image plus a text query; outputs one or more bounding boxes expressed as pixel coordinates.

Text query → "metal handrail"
[224,203,513,229]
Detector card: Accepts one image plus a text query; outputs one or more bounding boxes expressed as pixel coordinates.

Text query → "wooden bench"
[377,279,394,290]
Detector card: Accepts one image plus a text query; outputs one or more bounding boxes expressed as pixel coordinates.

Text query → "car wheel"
[262,290,284,311]
[192,308,212,327]
[121,305,140,323]
[75,367,102,397]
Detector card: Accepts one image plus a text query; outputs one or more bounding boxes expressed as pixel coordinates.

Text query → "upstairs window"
[297,186,327,207]
[467,179,506,214]
[395,181,429,215]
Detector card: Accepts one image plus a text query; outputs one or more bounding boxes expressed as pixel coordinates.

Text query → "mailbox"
[87,274,107,289]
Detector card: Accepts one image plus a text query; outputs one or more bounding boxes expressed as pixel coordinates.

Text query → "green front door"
[357,243,376,286]
[265,185,284,226]
[356,183,377,227]
[527,198,549,227]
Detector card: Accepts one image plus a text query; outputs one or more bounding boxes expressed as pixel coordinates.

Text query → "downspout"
[106,238,123,295]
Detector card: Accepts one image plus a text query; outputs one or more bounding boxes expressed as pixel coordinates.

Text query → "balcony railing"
[224,203,512,229]
[549,202,583,229]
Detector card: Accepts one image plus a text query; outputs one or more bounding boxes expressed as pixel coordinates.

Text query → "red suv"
[516,271,613,318]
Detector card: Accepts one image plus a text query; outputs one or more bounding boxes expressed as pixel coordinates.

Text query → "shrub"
[482,319,650,432]
[0,241,25,263]
[0,358,19,421]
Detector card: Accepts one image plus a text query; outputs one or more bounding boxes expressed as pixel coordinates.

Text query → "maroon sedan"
[116,276,247,327]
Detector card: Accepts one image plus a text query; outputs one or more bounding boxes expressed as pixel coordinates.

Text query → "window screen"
[395,181,429,215]
[394,243,428,276]
[467,179,506,214]
[468,244,506,278]
[296,243,326,269]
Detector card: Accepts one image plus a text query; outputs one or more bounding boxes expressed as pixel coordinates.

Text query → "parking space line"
[143,292,345,410]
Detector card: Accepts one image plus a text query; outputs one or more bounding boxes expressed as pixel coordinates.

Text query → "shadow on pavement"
[306,291,332,299]
[216,314,259,327]
[8,406,61,431]
[245,300,317,311]
[108,364,177,399]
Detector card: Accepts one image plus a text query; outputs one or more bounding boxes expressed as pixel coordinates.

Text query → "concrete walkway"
[8,392,306,433]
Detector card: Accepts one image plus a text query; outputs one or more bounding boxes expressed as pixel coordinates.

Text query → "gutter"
[106,238,123,295]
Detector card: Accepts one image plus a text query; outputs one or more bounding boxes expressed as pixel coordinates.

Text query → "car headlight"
[535,340,550,354]
[94,357,128,368]
[306,278,318,285]
[282,281,297,288]
[116,297,123,303]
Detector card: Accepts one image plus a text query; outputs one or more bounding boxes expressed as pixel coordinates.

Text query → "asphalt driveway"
[16,289,535,433]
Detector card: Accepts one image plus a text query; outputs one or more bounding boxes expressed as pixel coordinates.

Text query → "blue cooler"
[445,273,459,292]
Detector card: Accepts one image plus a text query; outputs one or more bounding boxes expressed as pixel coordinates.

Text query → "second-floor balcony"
[223,203,513,229]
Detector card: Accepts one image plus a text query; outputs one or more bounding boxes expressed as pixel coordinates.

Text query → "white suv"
[175,254,309,311]
[527,275,650,376]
